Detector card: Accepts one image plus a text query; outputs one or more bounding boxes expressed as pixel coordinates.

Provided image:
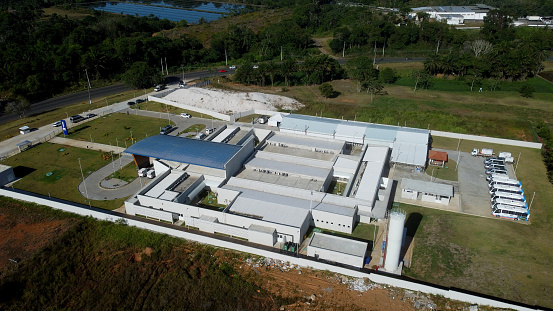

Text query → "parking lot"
[392,148,517,218]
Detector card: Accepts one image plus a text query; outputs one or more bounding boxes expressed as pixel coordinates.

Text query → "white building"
[410,4,495,22]
[307,232,368,268]
[401,178,454,205]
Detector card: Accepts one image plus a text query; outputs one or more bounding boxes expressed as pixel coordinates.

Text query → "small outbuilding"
[0,165,16,186]
[401,178,453,205]
[307,232,368,268]
[428,150,448,167]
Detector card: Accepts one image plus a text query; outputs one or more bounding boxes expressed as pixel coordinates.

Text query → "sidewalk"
[50,137,125,154]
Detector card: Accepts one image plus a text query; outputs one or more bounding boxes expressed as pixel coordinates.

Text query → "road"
[0,69,233,126]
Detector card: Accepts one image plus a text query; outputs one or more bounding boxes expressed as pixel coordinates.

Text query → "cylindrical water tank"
[384,209,406,272]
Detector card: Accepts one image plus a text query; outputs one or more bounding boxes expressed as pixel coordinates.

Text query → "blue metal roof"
[125,135,242,170]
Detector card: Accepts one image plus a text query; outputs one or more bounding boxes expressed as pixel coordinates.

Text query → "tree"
[411,70,430,91]
[464,39,493,58]
[345,56,379,92]
[319,83,334,98]
[121,61,161,89]
[364,78,383,102]
[520,84,535,98]
[379,67,397,84]
[5,98,30,118]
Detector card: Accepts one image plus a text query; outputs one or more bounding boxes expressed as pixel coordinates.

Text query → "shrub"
[519,84,535,98]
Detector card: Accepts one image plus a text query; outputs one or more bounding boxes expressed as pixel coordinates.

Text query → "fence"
[0,187,543,311]
[430,130,542,149]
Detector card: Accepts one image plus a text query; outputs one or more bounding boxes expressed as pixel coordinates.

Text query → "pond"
[90,1,246,23]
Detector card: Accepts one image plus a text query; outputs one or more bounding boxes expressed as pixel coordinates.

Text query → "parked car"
[154,84,165,92]
[229,65,236,69]
[86,113,97,119]
[179,81,186,88]
[205,127,216,135]
[136,98,146,104]
[258,115,269,124]
[160,125,173,135]
[127,101,136,106]
[195,133,206,140]
[486,168,507,175]
[180,113,191,118]
[52,121,62,127]
[146,169,156,179]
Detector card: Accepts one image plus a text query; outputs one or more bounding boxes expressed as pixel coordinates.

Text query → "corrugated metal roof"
[268,133,345,151]
[401,178,454,197]
[125,135,241,170]
[309,233,367,257]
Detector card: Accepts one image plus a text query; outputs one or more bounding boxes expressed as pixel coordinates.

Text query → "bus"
[492,199,528,209]
[489,185,524,196]
[488,179,522,189]
[491,204,529,221]
[490,192,526,202]
[486,172,508,181]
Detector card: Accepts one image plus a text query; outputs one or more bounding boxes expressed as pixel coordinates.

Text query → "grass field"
[220,74,553,141]
[0,88,147,142]
[1,142,126,210]
[134,100,225,120]
[64,114,172,146]
[426,159,458,181]
[403,136,553,308]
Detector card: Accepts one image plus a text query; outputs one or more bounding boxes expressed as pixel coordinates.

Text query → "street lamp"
[78,158,89,200]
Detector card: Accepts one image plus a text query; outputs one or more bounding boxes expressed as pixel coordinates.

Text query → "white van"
[146,169,156,179]
[205,127,216,135]
[138,168,148,177]
[195,133,206,140]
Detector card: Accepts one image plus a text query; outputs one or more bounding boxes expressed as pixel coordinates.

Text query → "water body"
[91,1,245,23]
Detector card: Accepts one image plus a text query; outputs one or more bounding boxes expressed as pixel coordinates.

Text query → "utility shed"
[401,178,453,205]
[248,224,277,246]
[307,232,368,268]
[0,165,15,186]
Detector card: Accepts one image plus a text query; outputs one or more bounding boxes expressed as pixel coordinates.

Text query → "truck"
[498,151,514,164]
[471,148,494,157]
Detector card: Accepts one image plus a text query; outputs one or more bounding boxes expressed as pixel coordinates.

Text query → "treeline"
[536,123,553,184]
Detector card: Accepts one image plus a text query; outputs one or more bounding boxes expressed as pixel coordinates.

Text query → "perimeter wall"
[0,188,543,311]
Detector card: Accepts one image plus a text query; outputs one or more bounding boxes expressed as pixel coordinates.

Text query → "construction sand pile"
[163,87,302,114]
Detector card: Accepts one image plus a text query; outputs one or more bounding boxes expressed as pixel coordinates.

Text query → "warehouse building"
[401,178,454,205]
[278,114,429,168]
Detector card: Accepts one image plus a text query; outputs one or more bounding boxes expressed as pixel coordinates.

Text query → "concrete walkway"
[50,137,126,154]
[77,154,150,201]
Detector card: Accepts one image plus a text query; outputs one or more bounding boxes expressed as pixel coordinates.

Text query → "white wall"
[0,189,539,311]
[248,228,276,246]
[430,130,542,149]
[401,189,418,200]
[225,136,255,178]
[307,236,365,268]
[312,209,354,234]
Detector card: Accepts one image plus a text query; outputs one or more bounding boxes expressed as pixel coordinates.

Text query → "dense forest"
[1,0,553,104]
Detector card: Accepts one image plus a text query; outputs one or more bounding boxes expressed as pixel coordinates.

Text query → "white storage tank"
[384,208,406,272]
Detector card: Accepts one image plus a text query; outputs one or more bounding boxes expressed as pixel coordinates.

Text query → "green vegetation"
[0,200,284,310]
[405,136,553,308]
[327,179,347,195]
[308,223,378,245]
[107,161,138,184]
[64,114,172,146]
[178,124,206,136]
[426,159,458,182]
[197,190,226,211]
[1,142,125,210]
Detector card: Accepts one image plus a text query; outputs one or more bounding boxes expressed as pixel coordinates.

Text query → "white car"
[138,168,148,177]
[252,65,259,69]
[52,121,62,127]
[180,113,191,118]
[229,65,236,69]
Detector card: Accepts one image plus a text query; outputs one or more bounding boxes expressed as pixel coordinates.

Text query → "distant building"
[410,4,495,23]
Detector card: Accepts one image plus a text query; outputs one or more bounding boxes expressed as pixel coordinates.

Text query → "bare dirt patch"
[0,204,77,275]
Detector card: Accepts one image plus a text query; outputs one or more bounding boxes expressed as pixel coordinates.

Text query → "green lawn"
[326,179,347,195]
[426,159,458,181]
[177,124,206,136]
[134,100,225,120]
[0,88,149,142]
[64,114,172,146]
[308,223,378,245]
[108,161,138,184]
[2,142,126,210]
[403,136,553,308]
